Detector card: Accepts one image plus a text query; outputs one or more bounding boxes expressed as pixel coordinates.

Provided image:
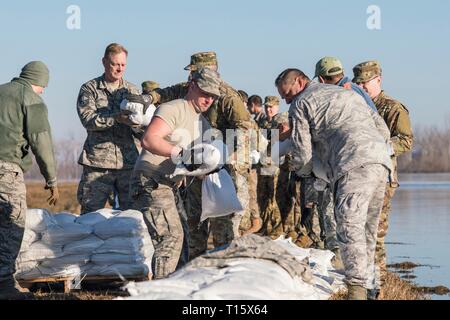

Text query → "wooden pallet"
[19,274,152,293]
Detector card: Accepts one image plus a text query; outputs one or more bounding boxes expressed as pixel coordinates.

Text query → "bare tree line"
[398,121,450,173]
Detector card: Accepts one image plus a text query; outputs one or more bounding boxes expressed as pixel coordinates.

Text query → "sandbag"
[18,242,63,262]
[26,209,57,232]
[94,237,153,256]
[53,212,77,225]
[87,261,151,278]
[40,254,91,268]
[63,235,104,255]
[75,209,118,226]
[201,169,242,222]
[91,253,146,265]
[93,210,146,239]
[41,223,93,246]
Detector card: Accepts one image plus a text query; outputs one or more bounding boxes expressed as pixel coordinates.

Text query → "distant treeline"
[23,123,449,183]
[398,123,450,173]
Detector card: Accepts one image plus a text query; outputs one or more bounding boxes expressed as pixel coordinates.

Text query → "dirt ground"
[26,181,81,214]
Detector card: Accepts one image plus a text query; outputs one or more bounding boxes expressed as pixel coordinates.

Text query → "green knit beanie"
[19,61,50,87]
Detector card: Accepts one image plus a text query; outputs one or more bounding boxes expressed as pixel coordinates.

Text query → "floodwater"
[387,173,450,300]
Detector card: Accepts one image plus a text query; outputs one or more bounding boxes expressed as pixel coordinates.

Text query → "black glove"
[125,94,153,113]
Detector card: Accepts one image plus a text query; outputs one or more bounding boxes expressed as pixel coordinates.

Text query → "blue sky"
[1,0,449,140]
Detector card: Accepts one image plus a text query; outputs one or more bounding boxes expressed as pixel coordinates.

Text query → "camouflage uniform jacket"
[254,111,268,128]
[288,81,392,184]
[0,78,57,187]
[373,90,413,186]
[77,75,141,170]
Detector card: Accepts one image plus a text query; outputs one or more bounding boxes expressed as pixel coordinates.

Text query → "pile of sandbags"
[121,235,345,300]
[16,208,154,280]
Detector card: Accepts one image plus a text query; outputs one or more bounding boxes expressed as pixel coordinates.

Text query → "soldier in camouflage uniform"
[247,95,267,128]
[129,68,222,278]
[353,61,414,296]
[145,52,256,257]
[276,68,392,300]
[0,61,58,299]
[76,43,141,214]
[141,80,160,95]
[257,96,284,238]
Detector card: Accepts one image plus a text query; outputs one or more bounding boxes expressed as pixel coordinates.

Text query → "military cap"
[20,61,50,87]
[315,57,344,77]
[184,51,218,71]
[352,61,382,83]
[264,96,280,107]
[272,112,289,128]
[141,81,160,94]
[191,67,222,97]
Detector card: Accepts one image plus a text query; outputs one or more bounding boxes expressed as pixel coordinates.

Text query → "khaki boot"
[331,248,345,270]
[347,285,367,300]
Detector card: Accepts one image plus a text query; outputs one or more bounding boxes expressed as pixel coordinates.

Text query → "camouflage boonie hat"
[141,81,160,94]
[315,57,344,77]
[191,68,221,97]
[184,51,218,71]
[352,61,382,83]
[272,112,289,128]
[264,96,280,107]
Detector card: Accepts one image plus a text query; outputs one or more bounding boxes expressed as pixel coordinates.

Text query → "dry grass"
[330,272,427,300]
[26,181,81,214]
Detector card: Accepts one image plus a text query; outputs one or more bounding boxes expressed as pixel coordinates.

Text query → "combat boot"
[331,248,345,270]
[367,288,381,300]
[347,285,367,300]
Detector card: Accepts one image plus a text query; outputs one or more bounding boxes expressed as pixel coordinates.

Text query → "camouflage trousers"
[276,169,303,239]
[0,161,27,290]
[77,165,132,214]
[375,184,397,287]
[317,187,339,250]
[301,177,323,248]
[182,169,248,260]
[257,167,283,238]
[239,168,261,232]
[334,164,387,289]
[129,170,189,279]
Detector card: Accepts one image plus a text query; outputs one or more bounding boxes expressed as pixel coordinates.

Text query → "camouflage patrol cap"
[191,67,221,97]
[141,81,160,94]
[272,112,289,128]
[184,51,218,71]
[264,96,280,107]
[352,61,382,83]
[315,57,344,77]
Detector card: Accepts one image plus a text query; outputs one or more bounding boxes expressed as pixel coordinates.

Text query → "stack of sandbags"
[16,209,153,280]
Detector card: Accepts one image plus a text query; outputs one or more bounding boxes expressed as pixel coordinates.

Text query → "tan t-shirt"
[134,99,210,185]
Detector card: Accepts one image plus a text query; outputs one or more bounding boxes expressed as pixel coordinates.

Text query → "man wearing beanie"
[0,61,59,299]
[76,43,140,214]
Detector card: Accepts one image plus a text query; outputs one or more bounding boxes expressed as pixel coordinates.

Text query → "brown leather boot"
[347,285,367,300]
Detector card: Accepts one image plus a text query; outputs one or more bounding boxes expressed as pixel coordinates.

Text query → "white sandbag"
[41,223,93,246]
[16,260,39,274]
[93,237,153,257]
[17,265,91,280]
[53,212,77,225]
[40,254,91,268]
[75,209,118,226]
[17,242,63,262]
[201,169,242,222]
[26,209,57,232]
[91,253,146,265]
[63,235,104,255]
[20,229,40,249]
[93,210,146,239]
[87,261,151,278]
[120,100,156,126]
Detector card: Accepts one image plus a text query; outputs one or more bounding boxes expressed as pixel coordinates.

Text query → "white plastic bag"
[201,169,242,222]
[93,210,146,239]
[53,212,77,225]
[63,235,105,255]
[75,209,117,226]
[41,223,93,246]
[26,209,57,232]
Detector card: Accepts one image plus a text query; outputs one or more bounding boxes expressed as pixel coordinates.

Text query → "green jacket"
[0,77,57,186]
